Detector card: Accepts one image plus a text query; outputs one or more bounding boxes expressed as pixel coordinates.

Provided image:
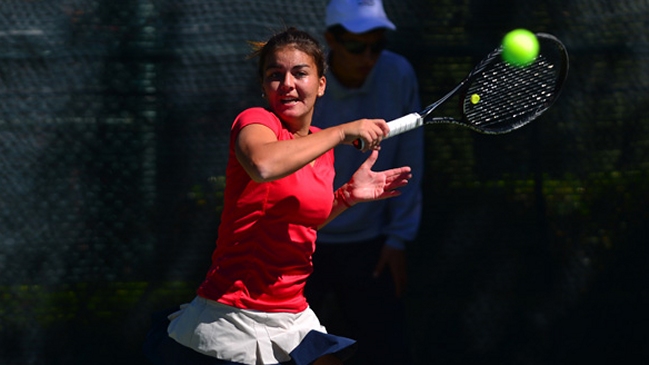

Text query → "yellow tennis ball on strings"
[501,29,539,67]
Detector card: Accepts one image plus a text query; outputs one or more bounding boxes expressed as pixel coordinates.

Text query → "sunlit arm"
[235,119,389,183]
[235,123,344,182]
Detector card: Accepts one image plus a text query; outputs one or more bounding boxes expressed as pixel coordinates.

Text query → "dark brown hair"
[249,27,327,81]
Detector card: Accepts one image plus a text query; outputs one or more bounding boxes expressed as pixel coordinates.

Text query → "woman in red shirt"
[145,27,412,365]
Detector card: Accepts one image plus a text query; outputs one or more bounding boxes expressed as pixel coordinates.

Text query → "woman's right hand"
[340,118,390,152]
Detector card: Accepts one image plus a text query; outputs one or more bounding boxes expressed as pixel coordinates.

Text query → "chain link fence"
[1,0,648,364]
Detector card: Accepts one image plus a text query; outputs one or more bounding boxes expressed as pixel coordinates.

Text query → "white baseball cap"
[325,0,396,33]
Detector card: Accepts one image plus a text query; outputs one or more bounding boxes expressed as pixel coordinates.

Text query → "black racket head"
[457,33,569,134]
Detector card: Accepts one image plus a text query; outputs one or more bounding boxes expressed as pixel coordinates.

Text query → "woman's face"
[262,46,326,130]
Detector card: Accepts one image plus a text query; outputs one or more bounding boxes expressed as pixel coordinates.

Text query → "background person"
[307,0,424,364]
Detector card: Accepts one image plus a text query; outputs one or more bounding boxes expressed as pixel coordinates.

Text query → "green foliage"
[0,281,194,331]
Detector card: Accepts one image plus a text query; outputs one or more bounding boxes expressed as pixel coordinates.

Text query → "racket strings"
[463,54,560,133]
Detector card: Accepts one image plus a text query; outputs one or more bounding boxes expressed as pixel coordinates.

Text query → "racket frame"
[355,32,569,149]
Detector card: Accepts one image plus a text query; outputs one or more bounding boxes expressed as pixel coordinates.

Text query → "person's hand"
[340,119,390,151]
[373,245,407,298]
[340,150,411,205]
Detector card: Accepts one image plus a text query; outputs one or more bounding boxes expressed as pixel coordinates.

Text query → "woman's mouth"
[281,98,300,105]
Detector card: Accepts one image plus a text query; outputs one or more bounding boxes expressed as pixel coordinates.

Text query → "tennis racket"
[355,32,569,149]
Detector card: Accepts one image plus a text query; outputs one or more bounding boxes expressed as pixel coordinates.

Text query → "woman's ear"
[318,76,326,97]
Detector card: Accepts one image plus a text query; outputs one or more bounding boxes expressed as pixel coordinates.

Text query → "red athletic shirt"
[197,107,335,313]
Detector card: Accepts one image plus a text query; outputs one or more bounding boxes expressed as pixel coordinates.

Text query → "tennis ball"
[501,29,539,67]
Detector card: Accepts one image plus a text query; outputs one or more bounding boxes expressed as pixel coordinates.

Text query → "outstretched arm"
[319,150,411,229]
[236,119,389,183]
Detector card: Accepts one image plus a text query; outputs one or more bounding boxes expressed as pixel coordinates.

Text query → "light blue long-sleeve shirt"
[313,50,424,249]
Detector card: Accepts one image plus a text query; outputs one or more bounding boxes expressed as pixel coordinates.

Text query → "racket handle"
[386,112,424,138]
[353,113,423,150]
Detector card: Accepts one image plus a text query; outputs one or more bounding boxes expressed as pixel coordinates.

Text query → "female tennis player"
[143,27,412,365]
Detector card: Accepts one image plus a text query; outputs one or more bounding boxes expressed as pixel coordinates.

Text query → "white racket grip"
[386,113,423,139]
[354,112,423,150]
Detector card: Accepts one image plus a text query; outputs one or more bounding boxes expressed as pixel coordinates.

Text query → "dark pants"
[305,236,412,365]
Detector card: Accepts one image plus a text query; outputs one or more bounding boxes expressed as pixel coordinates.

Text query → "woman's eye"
[266,72,282,80]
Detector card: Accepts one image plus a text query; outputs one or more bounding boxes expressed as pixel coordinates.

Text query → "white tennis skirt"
[166,296,355,365]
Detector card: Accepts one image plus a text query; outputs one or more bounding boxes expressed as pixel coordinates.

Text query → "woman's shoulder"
[236,106,276,120]
[233,107,282,133]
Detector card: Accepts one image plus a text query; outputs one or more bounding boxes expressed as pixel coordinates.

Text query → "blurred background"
[1,0,648,364]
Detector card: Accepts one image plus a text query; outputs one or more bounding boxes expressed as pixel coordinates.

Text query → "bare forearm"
[237,118,389,182]
[238,126,345,182]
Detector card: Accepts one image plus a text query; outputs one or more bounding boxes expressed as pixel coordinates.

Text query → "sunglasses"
[335,36,387,55]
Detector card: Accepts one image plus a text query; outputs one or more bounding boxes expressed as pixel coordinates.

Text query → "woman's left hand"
[341,150,412,205]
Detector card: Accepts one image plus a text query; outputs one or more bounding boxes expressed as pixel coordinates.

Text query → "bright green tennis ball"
[501,29,539,67]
